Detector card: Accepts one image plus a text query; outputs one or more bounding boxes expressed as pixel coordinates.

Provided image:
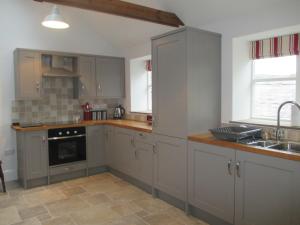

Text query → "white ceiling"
[33,0,299,49]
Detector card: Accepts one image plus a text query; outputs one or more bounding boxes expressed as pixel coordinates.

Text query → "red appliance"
[81,103,93,121]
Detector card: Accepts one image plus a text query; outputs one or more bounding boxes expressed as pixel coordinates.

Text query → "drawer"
[135,131,153,144]
[50,162,87,176]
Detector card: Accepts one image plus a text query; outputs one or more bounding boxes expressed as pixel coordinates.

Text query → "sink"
[267,142,300,153]
[247,140,277,148]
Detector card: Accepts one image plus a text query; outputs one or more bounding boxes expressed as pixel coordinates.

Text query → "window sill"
[130,111,152,115]
[230,119,300,130]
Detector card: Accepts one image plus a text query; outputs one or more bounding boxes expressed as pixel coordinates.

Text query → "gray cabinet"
[133,132,154,185]
[113,127,135,175]
[78,56,96,98]
[104,125,114,166]
[188,142,235,224]
[235,151,300,225]
[153,134,187,201]
[152,27,221,138]
[17,131,48,186]
[96,57,125,98]
[87,126,106,168]
[14,49,42,99]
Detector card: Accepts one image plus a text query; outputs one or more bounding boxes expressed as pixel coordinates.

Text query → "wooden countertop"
[11,120,152,133]
[188,134,300,162]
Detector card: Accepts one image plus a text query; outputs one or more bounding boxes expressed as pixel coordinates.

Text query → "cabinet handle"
[131,138,135,147]
[227,160,232,175]
[152,145,157,154]
[98,83,101,90]
[236,161,241,178]
[134,150,137,159]
[36,81,40,91]
[42,136,46,143]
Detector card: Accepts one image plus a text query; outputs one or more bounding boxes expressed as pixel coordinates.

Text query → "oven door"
[48,136,86,166]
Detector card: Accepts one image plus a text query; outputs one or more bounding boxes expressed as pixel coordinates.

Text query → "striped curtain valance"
[250,33,300,59]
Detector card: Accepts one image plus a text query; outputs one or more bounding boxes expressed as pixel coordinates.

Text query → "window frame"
[146,70,152,112]
[250,56,298,121]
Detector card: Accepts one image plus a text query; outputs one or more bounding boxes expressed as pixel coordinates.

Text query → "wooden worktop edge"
[11,120,152,133]
[188,134,300,162]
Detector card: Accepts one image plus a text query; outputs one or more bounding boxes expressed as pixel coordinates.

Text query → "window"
[147,70,152,111]
[251,56,297,121]
[130,56,152,113]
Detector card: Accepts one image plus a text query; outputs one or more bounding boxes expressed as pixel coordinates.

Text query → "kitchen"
[1,0,300,225]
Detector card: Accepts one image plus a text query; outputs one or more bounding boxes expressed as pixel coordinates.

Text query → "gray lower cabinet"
[96,57,125,98]
[78,56,96,98]
[104,125,115,167]
[113,127,135,175]
[153,134,187,201]
[132,132,154,185]
[17,131,48,186]
[86,126,106,168]
[235,151,300,225]
[188,142,235,224]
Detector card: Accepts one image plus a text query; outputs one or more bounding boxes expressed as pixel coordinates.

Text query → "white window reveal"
[251,56,296,121]
[130,56,152,113]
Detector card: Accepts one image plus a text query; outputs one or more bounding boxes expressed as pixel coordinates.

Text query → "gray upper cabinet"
[188,141,235,224]
[14,49,42,100]
[78,56,96,98]
[235,151,300,225]
[152,27,221,138]
[87,126,106,168]
[96,57,125,98]
[153,134,187,201]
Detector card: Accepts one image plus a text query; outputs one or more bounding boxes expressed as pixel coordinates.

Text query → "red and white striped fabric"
[250,33,300,59]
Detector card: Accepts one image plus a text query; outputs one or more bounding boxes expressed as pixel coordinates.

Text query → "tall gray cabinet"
[151,27,221,203]
[152,27,221,138]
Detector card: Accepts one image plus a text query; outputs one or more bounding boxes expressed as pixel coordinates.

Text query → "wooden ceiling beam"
[34,0,184,27]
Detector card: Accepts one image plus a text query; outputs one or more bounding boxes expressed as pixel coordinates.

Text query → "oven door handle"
[48,134,86,141]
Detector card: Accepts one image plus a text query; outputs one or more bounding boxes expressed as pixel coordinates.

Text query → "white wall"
[0,0,121,181]
[122,1,300,124]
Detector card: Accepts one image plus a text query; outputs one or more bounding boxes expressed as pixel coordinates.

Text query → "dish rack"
[209,126,262,142]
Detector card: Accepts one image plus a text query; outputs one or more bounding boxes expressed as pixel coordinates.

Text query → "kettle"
[113,105,125,119]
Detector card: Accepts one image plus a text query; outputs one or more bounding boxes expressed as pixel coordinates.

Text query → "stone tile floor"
[0,173,209,225]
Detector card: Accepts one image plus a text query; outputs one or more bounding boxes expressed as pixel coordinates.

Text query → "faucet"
[276,101,300,141]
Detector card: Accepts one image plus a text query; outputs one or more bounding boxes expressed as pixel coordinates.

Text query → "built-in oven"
[48,127,86,166]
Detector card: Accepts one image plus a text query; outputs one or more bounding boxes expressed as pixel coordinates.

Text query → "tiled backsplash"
[12,77,120,124]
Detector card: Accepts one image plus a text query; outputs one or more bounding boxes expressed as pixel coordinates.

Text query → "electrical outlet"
[4,149,15,156]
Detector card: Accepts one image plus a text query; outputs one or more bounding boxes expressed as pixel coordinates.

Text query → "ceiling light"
[42,5,69,29]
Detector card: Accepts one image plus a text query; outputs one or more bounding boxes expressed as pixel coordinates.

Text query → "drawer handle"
[236,161,241,178]
[227,160,232,175]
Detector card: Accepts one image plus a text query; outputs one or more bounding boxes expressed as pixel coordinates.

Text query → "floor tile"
[18,205,48,220]
[41,216,75,225]
[0,206,22,225]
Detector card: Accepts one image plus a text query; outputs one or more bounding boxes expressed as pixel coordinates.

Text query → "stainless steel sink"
[247,140,277,148]
[267,142,300,153]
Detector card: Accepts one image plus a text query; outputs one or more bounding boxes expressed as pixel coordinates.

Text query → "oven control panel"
[48,127,86,138]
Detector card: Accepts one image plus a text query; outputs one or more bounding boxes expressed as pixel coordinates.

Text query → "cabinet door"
[235,151,300,225]
[15,50,41,99]
[152,31,187,138]
[134,139,154,185]
[78,56,96,98]
[188,142,235,224]
[96,57,125,98]
[114,128,135,175]
[86,126,105,168]
[153,135,187,201]
[104,126,114,167]
[25,131,48,179]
